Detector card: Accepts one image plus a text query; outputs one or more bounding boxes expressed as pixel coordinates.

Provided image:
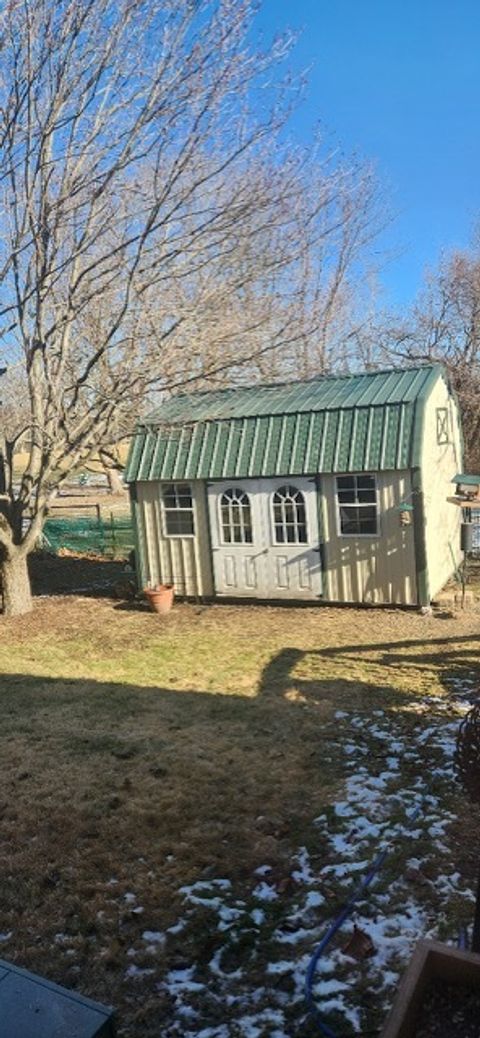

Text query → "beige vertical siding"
[135,481,213,597]
[420,378,463,599]
[320,471,417,605]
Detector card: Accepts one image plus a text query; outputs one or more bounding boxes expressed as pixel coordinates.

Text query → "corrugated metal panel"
[127,401,419,481]
[142,363,441,424]
[125,364,443,482]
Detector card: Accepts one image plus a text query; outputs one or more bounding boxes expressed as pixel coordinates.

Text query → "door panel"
[208,480,266,597]
[264,478,322,599]
[275,555,289,589]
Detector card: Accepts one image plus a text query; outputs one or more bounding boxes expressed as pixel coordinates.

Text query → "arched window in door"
[272,485,308,544]
[220,487,253,543]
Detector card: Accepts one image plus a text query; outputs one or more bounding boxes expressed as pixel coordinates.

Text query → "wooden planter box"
[380,939,480,1037]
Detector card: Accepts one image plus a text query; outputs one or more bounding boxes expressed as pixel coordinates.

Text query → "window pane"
[337,476,355,491]
[337,489,355,503]
[339,506,359,534]
[273,486,308,543]
[162,485,177,508]
[165,511,194,536]
[285,503,295,524]
[358,507,377,533]
[220,488,252,543]
[357,488,376,503]
[357,475,375,490]
[339,504,377,535]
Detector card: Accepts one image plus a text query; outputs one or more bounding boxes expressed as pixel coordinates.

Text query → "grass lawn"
[0,588,479,1036]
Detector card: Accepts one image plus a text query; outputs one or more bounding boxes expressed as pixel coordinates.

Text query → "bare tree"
[0,0,383,615]
[378,239,480,470]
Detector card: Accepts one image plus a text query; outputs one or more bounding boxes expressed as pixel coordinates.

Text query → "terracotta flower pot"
[144,584,174,614]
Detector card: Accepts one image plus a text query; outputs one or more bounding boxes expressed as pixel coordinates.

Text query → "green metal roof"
[125,364,444,483]
[452,473,480,486]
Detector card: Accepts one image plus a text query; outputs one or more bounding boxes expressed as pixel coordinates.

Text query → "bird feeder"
[396,502,413,527]
[448,473,480,506]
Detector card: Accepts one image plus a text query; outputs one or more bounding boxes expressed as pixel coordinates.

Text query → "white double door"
[207,477,322,600]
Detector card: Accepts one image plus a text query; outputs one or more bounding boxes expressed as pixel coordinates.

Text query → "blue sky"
[256,0,480,308]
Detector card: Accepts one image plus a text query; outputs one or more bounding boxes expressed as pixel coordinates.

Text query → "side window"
[272,485,308,544]
[436,407,449,445]
[220,488,253,544]
[162,483,195,536]
[337,474,378,536]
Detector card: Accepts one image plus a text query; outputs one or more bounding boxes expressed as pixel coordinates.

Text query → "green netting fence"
[42,513,134,558]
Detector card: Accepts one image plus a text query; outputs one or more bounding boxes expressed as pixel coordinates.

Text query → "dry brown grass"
[0,588,479,1034]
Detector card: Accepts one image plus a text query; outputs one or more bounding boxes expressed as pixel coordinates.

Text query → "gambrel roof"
[125,363,446,482]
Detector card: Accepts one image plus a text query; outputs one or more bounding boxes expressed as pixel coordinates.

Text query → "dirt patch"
[415,980,480,1037]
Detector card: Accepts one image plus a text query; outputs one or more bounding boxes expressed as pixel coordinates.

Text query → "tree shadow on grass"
[259,633,480,703]
[29,552,128,598]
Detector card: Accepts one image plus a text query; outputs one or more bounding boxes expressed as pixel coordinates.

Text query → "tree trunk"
[1,550,32,617]
[105,466,124,494]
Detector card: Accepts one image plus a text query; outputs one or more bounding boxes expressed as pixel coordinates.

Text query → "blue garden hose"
[305,802,423,1037]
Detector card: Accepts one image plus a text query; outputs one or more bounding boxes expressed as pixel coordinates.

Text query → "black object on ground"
[0,958,115,1037]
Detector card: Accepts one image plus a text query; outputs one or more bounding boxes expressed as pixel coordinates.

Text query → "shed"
[125,363,463,607]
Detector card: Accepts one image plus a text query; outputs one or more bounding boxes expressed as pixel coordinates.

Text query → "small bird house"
[396,502,413,527]
[451,474,480,503]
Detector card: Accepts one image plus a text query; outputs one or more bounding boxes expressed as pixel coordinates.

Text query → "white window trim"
[336,473,380,539]
[270,484,309,546]
[161,482,196,539]
[218,487,254,546]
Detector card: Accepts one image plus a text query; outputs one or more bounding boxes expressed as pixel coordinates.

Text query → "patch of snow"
[291,847,315,884]
[314,977,350,996]
[124,964,155,980]
[304,890,325,909]
[267,960,295,975]
[252,881,278,902]
[166,918,187,935]
[142,930,165,944]
[165,966,205,995]
[218,903,245,931]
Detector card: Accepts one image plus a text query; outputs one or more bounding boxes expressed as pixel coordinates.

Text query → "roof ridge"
[164,362,443,404]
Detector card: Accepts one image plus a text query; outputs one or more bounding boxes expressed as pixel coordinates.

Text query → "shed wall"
[320,470,417,605]
[420,377,463,599]
[135,481,213,597]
